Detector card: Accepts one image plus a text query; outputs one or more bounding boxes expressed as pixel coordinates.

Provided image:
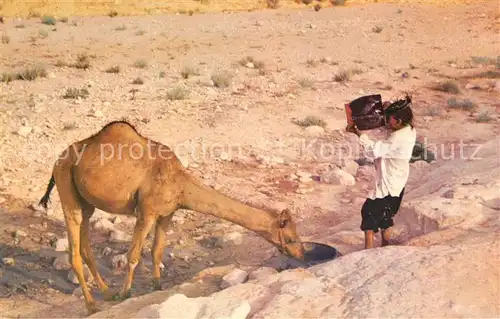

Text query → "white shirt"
[359,125,417,199]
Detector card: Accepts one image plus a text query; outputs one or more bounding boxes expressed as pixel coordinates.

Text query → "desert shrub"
[41,15,56,25]
[433,80,460,94]
[134,59,148,68]
[293,115,327,127]
[132,77,144,85]
[475,111,494,123]
[211,72,232,88]
[63,88,89,99]
[181,66,197,79]
[105,66,120,73]
[447,97,476,110]
[1,35,9,44]
[166,87,190,100]
[267,0,279,8]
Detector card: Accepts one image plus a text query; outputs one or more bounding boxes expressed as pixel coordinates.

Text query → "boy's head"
[384,93,414,130]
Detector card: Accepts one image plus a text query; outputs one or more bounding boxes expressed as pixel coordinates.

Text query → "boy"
[346,95,416,249]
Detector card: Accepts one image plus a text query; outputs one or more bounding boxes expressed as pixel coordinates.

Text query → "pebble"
[53,254,72,270]
[54,238,69,252]
[68,265,93,284]
[17,126,32,137]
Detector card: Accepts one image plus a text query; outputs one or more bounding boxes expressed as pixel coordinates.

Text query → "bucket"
[278,241,342,270]
[345,94,386,130]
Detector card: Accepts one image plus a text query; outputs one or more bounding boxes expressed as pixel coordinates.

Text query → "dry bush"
[166,87,190,100]
[211,72,232,88]
[423,106,441,116]
[1,35,9,44]
[115,25,127,31]
[294,115,327,127]
[331,0,346,5]
[105,66,120,73]
[132,77,144,85]
[297,77,314,88]
[66,53,91,69]
[239,56,265,69]
[334,68,362,82]
[433,80,460,94]
[372,26,383,33]
[134,59,148,68]
[63,88,89,99]
[306,58,317,67]
[38,29,49,38]
[1,65,47,83]
[267,0,280,9]
[181,66,198,79]
[475,111,494,123]
[108,10,118,17]
[447,97,476,110]
[41,15,56,25]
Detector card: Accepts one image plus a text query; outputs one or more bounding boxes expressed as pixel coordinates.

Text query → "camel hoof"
[86,303,100,316]
[152,279,162,291]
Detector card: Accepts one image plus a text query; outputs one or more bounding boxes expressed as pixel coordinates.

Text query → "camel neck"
[179,172,277,241]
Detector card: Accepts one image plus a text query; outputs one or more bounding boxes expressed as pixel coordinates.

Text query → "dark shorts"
[360,188,405,233]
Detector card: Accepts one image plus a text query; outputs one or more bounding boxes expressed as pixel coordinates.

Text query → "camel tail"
[39,174,55,209]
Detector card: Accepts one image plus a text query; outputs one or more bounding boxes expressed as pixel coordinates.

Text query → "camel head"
[274,209,305,260]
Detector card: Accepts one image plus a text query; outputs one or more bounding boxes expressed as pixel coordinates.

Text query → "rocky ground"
[0,1,499,317]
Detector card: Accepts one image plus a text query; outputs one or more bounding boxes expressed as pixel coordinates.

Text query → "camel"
[38,120,305,315]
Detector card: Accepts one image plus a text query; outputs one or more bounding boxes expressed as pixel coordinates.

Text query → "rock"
[339,160,359,176]
[304,125,325,137]
[465,82,480,90]
[93,218,115,233]
[249,267,278,280]
[109,230,132,243]
[172,214,185,225]
[321,168,355,186]
[494,80,500,93]
[53,254,72,270]
[68,264,93,284]
[2,257,15,265]
[17,126,32,137]
[221,268,249,289]
[223,231,244,245]
[54,238,69,252]
[245,62,254,69]
[111,254,128,270]
[13,229,27,238]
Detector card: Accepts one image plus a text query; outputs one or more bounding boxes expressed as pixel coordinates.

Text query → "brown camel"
[38,120,305,315]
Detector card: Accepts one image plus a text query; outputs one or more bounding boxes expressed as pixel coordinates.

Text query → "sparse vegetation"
[475,111,494,123]
[159,71,166,78]
[115,25,127,31]
[334,68,363,82]
[211,72,232,88]
[108,10,118,17]
[166,87,190,100]
[1,65,47,83]
[59,17,69,23]
[331,0,346,5]
[181,66,197,79]
[105,66,120,73]
[447,97,476,110]
[135,29,146,36]
[72,54,90,69]
[1,35,9,44]
[433,80,460,94]
[297,77,314,88]
[267,0,279,9]
[132,77,144,85]
[41,15,56,25]
[239,56,265,69]
[306,58,317,67]
[62,88,89,99]
[134,59,148,68]
[293,115,327,128]
[372,26,383,33]
[423,106,441,116]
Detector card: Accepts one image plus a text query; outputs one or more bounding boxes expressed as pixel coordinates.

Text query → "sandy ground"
[0,1,499,317]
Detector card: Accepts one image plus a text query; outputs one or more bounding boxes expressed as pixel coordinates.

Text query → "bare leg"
[117,214,157,299]
[80,207,113,300]
[364,230,374,249]
[381,227,392,247]
[151,214,174,291]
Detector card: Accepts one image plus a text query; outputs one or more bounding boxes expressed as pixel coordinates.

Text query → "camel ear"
[279,209,291,228]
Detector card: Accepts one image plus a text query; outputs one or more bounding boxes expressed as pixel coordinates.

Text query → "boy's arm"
[359,133,394,159]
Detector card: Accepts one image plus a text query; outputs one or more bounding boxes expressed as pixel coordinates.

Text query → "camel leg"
[152,214,174,291]
[80,206,113,301]
[117,214,157,299]
[55,173,98,315]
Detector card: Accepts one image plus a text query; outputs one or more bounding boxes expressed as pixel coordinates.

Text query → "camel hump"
[99,120,139,134]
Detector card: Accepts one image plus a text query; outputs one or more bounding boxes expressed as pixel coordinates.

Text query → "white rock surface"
[321,167,355,186]
[221,268,249,289]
